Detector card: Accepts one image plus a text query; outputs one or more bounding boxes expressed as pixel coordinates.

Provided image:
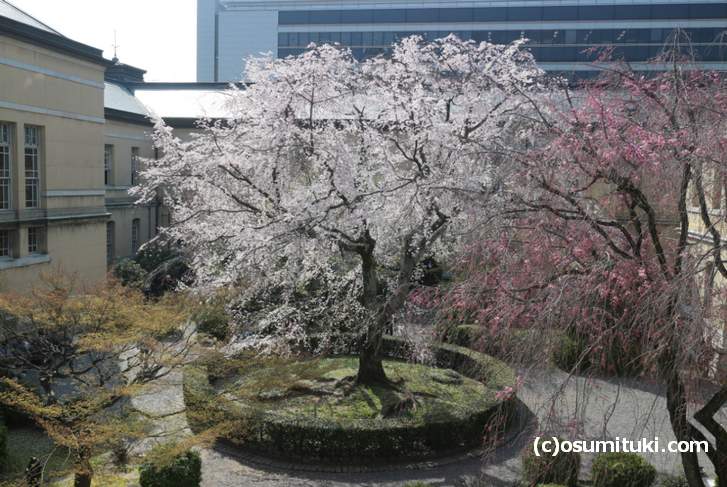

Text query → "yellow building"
[0,1,165,290]
[103,62,162,265]
[0,1,110,290]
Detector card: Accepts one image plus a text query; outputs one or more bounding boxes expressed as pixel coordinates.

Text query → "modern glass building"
[197,0,727,81]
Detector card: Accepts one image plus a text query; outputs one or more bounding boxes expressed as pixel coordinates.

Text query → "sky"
[9,0,197,81]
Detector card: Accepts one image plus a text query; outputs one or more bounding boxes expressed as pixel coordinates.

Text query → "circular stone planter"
[183,336,517,463]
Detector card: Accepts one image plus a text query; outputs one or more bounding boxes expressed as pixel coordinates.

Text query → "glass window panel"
[658,4,689,19]
[523,30,541,43]
[651,28,663,42]
[374,9,406,23]
[406,8,438,23]
[132,219,140,254]
[0,230,11,258]
[473,7,507,22]
[313,10,342,24]
[690,4,727,19]
[565,30,577,44]
[0,123,10,210]
[615,5,651,20]
[351,32,363,45]
[340,9,374,23]
[439,8,473,23]
[27,226,44,254]
[319,32,332,43]
[543,6,578,21]
[508,7,542,21]
[279,11,310,25]
[340,32,352,44]
[24,126,40,209]
[579,5,614,20]
[363,31,374,45]
[104,144,113,186]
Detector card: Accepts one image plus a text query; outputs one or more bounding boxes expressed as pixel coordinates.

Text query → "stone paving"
[193,366,723,487]
[132,348,724,487]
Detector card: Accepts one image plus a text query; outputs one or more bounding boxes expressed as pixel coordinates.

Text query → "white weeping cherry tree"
[136,36,545,384]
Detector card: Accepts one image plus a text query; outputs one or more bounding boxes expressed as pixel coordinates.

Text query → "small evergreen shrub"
[447,324,483,347]
[193,302,230,341]
[113,258,148,289]
[551,333,589,372]
[521,441,580,487]
[591,453,656,487]
[139,447,201,487]
[658,474,688,487]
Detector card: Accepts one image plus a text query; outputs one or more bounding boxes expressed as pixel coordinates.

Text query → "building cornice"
[0,16,110,67]
[104,108,153,126]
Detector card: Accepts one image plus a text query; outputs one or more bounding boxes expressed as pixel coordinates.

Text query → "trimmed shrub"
[591,453,656,487]
[139,447,201,487]
[446,324,483,347]
[658,475,688,487]
[521,441,580,487]
[551,333,589,373]
[113,258,148,289]
[184,337,518,462]
[193,303,230,342]
[551,328,643,377]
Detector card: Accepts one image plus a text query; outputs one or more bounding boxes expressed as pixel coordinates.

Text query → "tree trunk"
[665,361,706,487]
[356,235,387,385]
[74,471,92,487]
[73,449,93,487]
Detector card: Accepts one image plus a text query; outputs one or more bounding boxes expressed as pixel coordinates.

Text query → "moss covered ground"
[216,356,498,424]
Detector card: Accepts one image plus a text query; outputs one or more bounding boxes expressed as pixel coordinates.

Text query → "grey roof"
[104,82,152,117]
[135,89,231,119]
[0,0,61,35]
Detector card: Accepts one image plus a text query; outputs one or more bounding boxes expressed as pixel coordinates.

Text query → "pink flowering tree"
[137,36,544,385]
[441,64,727,485]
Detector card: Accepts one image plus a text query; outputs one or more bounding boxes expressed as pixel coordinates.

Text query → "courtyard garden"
[1,33,726,487]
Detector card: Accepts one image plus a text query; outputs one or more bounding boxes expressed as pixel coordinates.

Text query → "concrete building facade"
[197,0,727,82]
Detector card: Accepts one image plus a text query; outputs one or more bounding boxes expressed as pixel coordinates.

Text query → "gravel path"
[136,357,723,487]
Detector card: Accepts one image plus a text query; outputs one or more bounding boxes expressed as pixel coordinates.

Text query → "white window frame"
[0,123,12,210]
[24,126,40,209]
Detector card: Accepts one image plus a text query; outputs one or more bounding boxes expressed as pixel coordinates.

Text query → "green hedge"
[521,441,580,487]
[658,475,688,487]
[184,336,517,462]
[139,448,201,487]
[592,453,656,487]
[193,304,230,342]
[445,325,483,347]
